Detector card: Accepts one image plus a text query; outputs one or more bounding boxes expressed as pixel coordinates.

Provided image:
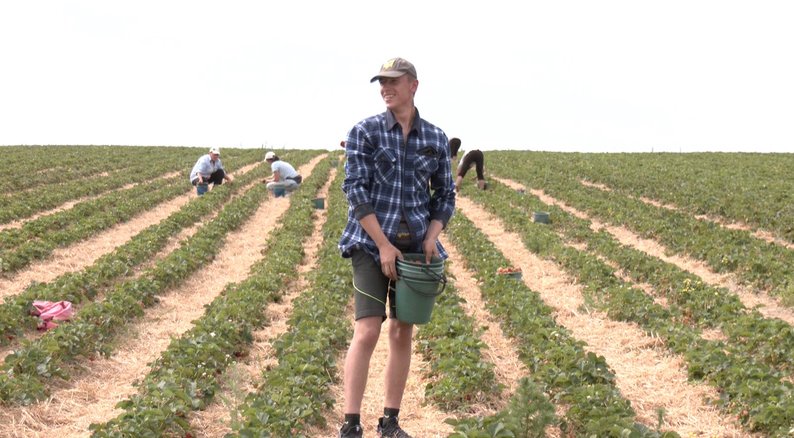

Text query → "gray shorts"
[351,249,396,321]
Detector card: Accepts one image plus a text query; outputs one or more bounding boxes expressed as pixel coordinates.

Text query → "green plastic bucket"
[395,275,445,324]
[196,183,209,196]
[395,253,445,324]
[273,187,286,197]
[312,198,325,209]
[532,211,550,224]
[498,271,523,280]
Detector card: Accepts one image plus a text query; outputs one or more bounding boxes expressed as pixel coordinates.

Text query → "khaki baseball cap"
[209,147,220,155]
[370,57,417,83]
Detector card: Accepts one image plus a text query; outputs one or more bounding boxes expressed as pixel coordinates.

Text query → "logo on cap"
[370,57,417,83]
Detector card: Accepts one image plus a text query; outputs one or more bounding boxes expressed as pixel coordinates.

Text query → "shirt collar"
[385,108,421,133]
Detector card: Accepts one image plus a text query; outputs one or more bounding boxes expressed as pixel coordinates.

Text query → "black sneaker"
[377,416,412,438]
[339,422,363,438]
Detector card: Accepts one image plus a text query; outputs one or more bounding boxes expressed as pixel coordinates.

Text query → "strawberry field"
[0,146,792,437]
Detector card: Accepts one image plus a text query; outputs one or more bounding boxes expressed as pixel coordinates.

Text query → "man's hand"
[422,219,444,263]
[378,243,403,281]
[422,238,440,264]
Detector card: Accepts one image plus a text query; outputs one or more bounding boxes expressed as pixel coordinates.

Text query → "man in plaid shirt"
[337,57,455,438]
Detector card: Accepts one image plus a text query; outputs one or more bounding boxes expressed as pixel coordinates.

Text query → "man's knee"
[353,318,382,349]
[389,320,413,342]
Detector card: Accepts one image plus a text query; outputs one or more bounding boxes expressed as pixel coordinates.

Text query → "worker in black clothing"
[449,138,486,192]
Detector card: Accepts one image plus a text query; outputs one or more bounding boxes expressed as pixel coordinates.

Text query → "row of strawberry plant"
[414,275,502,411]
[0,147,288,253]
[3,146,183,193]
[0,156,186,224]
[0,159,281,405]
[233,164,352,436]
[475,178,794,376]
[546,152,793,244]
[487,153,794,306]
[586,225,794,374]
[0,174,189,274]
[4,145,179,172]
[0,147,285,274]
[444,213,668,437]
[463,180,794,436]
[89,154,334,437]
[0,172,188,251]
[0,152,294,346]
[0,147,264,224]
[449,377,558,438]
[5,151,140,194]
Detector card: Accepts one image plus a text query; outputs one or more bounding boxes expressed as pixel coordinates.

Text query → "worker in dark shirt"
[449,138,486,192]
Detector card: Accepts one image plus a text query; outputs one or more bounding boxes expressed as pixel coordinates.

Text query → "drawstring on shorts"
[353,279,395,306]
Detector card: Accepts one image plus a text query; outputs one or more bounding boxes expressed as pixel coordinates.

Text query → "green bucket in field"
[532,211,550,224]
[498,271,523,280]
[312,198,325,209]
[196,183,209,196]
[395,254,446,324]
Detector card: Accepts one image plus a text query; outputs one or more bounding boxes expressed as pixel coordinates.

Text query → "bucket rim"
[397,262,444,270]
[399,253,443,264]
[397,259,444,268]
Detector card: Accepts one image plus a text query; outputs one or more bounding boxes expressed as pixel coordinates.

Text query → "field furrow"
[1,147,792,437]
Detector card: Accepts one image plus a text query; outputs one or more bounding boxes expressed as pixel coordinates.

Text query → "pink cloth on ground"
[31,300,74,330]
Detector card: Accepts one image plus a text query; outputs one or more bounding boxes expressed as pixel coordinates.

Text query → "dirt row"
[496,177,794,327]
[0,164,259,301]
[0,171,183,233]
[579,179,794,251]
[453,195,747,437]
[190,166,339,436]
[0,167,265,363]
[0,160,771,437]
[0,157,322,437]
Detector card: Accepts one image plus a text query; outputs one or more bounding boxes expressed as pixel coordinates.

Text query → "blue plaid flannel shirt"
[339,109,456,263]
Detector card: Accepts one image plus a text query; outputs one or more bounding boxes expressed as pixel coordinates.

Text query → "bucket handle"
[397,263,445,282]
[419,266,446,284]
[401,271,447,296]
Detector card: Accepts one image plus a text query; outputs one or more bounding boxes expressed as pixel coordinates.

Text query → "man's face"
[210,152,219,161]
[379,75,417,111]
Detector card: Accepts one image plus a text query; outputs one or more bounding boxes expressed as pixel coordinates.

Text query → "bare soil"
[0,163,771,437]
[0,159,318,437]
[454,194,748,437]
[499,177,794,327]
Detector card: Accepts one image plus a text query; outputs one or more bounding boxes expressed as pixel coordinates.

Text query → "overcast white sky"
[1,1,792,152]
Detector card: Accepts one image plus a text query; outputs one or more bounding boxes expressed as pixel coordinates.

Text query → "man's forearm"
[359,213,391,249]
[424,219,444,243]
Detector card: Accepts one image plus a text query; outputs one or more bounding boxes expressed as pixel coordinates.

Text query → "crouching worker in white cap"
[189,147,233,195]
[263,151,302,196]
